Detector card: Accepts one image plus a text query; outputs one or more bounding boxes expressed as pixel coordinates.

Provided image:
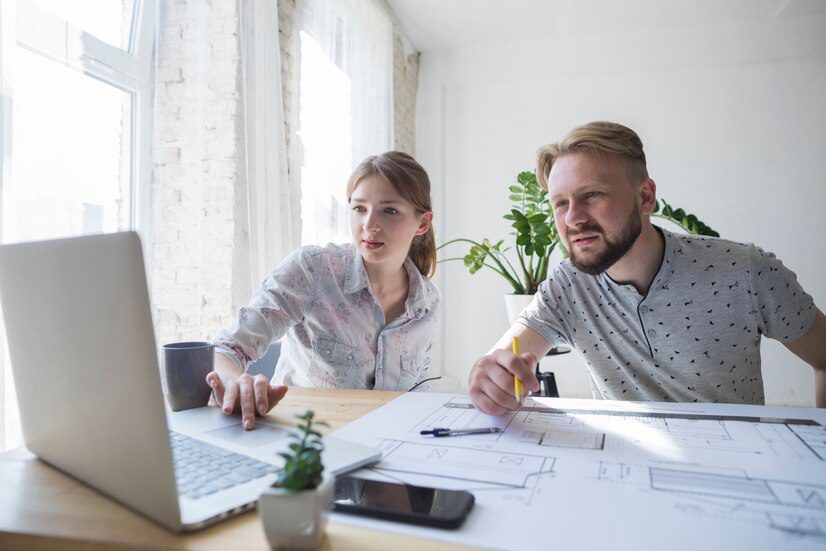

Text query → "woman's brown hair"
[346,151,436,278]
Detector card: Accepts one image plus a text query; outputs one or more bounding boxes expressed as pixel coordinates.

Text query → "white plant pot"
[504,293,535,326]
[259,473,335,549]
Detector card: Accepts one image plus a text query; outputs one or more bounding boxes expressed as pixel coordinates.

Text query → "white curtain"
[297,0,394,246]
[150,0,296,349]
[239,0,299,286]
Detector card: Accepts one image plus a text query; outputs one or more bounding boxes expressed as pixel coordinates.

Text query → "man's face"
[548,152,643,275]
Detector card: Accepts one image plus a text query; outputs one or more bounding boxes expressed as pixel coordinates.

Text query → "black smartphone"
[332,476,475,529]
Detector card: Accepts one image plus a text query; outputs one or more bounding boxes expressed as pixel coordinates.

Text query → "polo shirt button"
[640,306,649,314]
[347,354,353,360]
[325,349,332,355]
[648,329,656,337]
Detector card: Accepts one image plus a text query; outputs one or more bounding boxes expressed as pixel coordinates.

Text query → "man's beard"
[566,212,642,275]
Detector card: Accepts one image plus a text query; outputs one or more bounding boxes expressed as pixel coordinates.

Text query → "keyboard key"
[169,431,281,500]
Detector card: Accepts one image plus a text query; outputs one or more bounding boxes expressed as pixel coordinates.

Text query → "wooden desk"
[0,388,471,550]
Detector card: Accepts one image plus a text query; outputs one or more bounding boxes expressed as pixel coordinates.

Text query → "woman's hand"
[205,371,288,430]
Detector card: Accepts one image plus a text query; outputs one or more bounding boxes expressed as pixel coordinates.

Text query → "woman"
[207,151,439,429]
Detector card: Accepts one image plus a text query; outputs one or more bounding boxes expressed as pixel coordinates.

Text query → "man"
[469,121,826,414]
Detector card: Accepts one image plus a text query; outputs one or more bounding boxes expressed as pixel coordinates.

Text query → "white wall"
[417,12,826,406]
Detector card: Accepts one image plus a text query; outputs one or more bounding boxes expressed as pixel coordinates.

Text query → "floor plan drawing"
[789,424,826,460]
[406,395,824,461]
[594,461,826,542]
[332,393,826,550]
[373,438,555,487]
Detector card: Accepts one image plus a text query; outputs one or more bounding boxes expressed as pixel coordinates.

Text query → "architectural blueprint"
[331,393,826,550]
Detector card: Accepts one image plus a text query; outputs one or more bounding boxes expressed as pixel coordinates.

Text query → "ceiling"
[386,0,826,52]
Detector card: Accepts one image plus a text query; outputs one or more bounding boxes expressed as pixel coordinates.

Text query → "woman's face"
[349,175,432,270]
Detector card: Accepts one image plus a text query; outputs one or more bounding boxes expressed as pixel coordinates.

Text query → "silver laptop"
[0,231,381,531]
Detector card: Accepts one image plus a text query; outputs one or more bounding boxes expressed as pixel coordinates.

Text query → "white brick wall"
[151,0,247,346]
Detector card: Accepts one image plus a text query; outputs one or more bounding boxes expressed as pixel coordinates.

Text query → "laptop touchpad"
[204,422,290,448]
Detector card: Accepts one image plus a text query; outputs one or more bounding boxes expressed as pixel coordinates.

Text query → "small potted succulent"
[259,410,334,549]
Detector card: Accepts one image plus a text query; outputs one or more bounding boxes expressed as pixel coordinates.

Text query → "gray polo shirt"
[518,227,816,404]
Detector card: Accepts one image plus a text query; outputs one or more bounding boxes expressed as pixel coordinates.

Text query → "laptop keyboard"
[169,431,280,500]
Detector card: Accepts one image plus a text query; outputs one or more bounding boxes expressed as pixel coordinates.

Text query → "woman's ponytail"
[409,225,437,278]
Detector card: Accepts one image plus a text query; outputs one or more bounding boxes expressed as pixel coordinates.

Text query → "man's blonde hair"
[536,121,649,190]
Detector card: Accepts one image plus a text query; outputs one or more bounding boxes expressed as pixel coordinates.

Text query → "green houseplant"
[259,411,334,550]
[276,410,327,491]
[438,170,719,299]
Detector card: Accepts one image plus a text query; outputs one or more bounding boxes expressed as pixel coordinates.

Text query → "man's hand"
[205,371,288,430]
[469,349,541,415]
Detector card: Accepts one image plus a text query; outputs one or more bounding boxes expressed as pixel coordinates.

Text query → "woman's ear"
[415,212,434,236]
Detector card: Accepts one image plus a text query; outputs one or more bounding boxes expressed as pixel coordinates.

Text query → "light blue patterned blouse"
[213,243,440,391]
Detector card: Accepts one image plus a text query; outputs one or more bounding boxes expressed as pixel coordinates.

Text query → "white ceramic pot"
[259,473,335,549]
[504,293,535,326]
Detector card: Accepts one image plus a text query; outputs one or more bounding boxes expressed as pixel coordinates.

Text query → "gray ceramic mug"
[163,341,214,411]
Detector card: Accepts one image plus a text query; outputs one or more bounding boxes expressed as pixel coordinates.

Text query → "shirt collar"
[343,244,370,295]
[342,246,434,320]
[599,225,675,297]
[649,225,677,291]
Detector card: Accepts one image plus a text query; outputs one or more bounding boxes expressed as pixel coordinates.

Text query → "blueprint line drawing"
[331,393,826,550]
[789,425,826,461]
[374,438,556,488]
[443,400,822,425]
[409,396,825,460]
[593,461,826,543]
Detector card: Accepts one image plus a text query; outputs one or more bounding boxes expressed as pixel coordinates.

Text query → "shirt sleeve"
[516,270,573,347]
[748,244,816,342]
[213,247,313,370]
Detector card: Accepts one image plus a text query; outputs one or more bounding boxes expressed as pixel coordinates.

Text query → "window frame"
[13,0,157,238]
[0,0,157,452]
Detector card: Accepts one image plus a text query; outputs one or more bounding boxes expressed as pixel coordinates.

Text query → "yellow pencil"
[512,336,523,403]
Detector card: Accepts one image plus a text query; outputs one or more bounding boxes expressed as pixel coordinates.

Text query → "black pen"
[420,427,503,437]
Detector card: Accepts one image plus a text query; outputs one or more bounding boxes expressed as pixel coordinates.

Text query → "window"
[297,0,394,246]
[25,0,137,51]
[0,0,155,451]
[9,45,132,240]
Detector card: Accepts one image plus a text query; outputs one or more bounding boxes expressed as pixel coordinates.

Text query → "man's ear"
[639,179,657,215]
[416,212,434,236]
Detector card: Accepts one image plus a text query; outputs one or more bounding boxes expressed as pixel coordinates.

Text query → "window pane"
[298,30,353,246]
[2,47,133,451]
[24,0,135,51]
[297,0,393,246]
[7,46,132,243]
